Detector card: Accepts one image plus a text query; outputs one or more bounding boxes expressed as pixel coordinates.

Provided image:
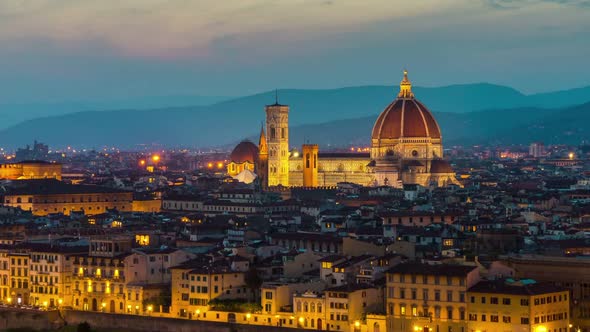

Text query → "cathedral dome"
[230,141,259,164]
[371,71,441,140]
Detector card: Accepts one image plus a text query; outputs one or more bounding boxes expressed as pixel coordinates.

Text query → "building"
[324,284,383,332]
[170,258,248,319]
[29,246,86,308]
[0,249,9,302]
[15,141,49,162]
[287,283,382,332]
[8,252,30,305]
[467,279,570,332]
[70,237,131,313]
[0,161,62,180]
[385,262,481,332]
[265,100,291,187]
[529,142,546,158]
[226,140,260,181]
[1,179,133,216]
[229,71,461,188]
[502,254,590,329]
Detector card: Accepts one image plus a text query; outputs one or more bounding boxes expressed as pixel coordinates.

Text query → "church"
[226,71,461,188]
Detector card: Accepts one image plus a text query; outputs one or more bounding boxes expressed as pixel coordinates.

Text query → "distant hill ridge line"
[1,83,590,149]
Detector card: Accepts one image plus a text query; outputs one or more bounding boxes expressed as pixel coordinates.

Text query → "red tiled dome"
[230,141,258,163]
[371,70,441,140]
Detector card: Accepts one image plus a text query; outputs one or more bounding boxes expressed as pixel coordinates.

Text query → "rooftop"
[387,262,478,277]
[468,279,566,296]
[2,179,131,196]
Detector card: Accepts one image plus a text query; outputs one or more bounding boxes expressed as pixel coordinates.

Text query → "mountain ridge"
[1,83,590,149]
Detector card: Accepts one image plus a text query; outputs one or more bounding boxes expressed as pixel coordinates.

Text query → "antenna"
[275,89,278,105]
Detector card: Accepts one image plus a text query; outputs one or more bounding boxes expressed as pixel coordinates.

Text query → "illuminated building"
[0,250,9,302]
[226,140,259,182]
[29,247,85,308]
[467,279,569,332]
[70,237,132,313]
[1,179,133,216]
[9,252,30,305]
[266,100,290,187]
[170,260,248,318]
[230,71,461,188]
[323,284,383,332]
[386,262,480,332]
[502,254,590,329]
[0,160,62,180]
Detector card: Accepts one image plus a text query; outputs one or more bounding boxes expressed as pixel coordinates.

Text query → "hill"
[0,83,590,149]
[289,102,590,147]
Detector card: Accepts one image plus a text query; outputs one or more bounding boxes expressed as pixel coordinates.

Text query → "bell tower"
[302,144,318,187]
[265,93,289,187]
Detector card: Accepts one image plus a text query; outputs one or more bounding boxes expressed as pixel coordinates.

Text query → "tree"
[244,266,262,302]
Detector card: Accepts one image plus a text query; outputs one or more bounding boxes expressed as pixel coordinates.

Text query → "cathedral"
[227,71,461,188]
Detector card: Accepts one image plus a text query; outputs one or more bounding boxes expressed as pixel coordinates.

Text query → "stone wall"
[0,308,62,331]
[63,310,314,332]
[0,308,316,332]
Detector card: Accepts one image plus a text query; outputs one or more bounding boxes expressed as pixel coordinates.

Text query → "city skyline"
[1,0,590,105]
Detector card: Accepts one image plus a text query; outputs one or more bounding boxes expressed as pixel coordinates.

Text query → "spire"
[275,89,278,105]
[398,69,414,99]
[258,123,268,155]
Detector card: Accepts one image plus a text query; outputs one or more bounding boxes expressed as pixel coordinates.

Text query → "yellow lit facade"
[0,250,9,302]
[0,161,62,180]
[467,280,570,332]
[386,263,481,332]
[266,102,290,187]
[9,253,30,305]
[29,250,80,308]
[170,266,247,318]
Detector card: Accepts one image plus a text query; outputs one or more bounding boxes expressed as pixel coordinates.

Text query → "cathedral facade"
[227,71,461,188]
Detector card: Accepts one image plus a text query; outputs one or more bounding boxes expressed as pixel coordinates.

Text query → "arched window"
[270,126,276,139]
[311,303,315,312]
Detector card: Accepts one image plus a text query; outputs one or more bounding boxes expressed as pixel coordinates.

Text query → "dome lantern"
[398,69,414,99]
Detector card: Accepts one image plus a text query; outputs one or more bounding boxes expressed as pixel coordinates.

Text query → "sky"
[0,0,589,104]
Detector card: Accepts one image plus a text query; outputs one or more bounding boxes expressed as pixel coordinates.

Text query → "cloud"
[484,0,590,9]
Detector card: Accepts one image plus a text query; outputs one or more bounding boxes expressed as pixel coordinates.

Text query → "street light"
[101,302,106,312]
[298,317,305,326]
